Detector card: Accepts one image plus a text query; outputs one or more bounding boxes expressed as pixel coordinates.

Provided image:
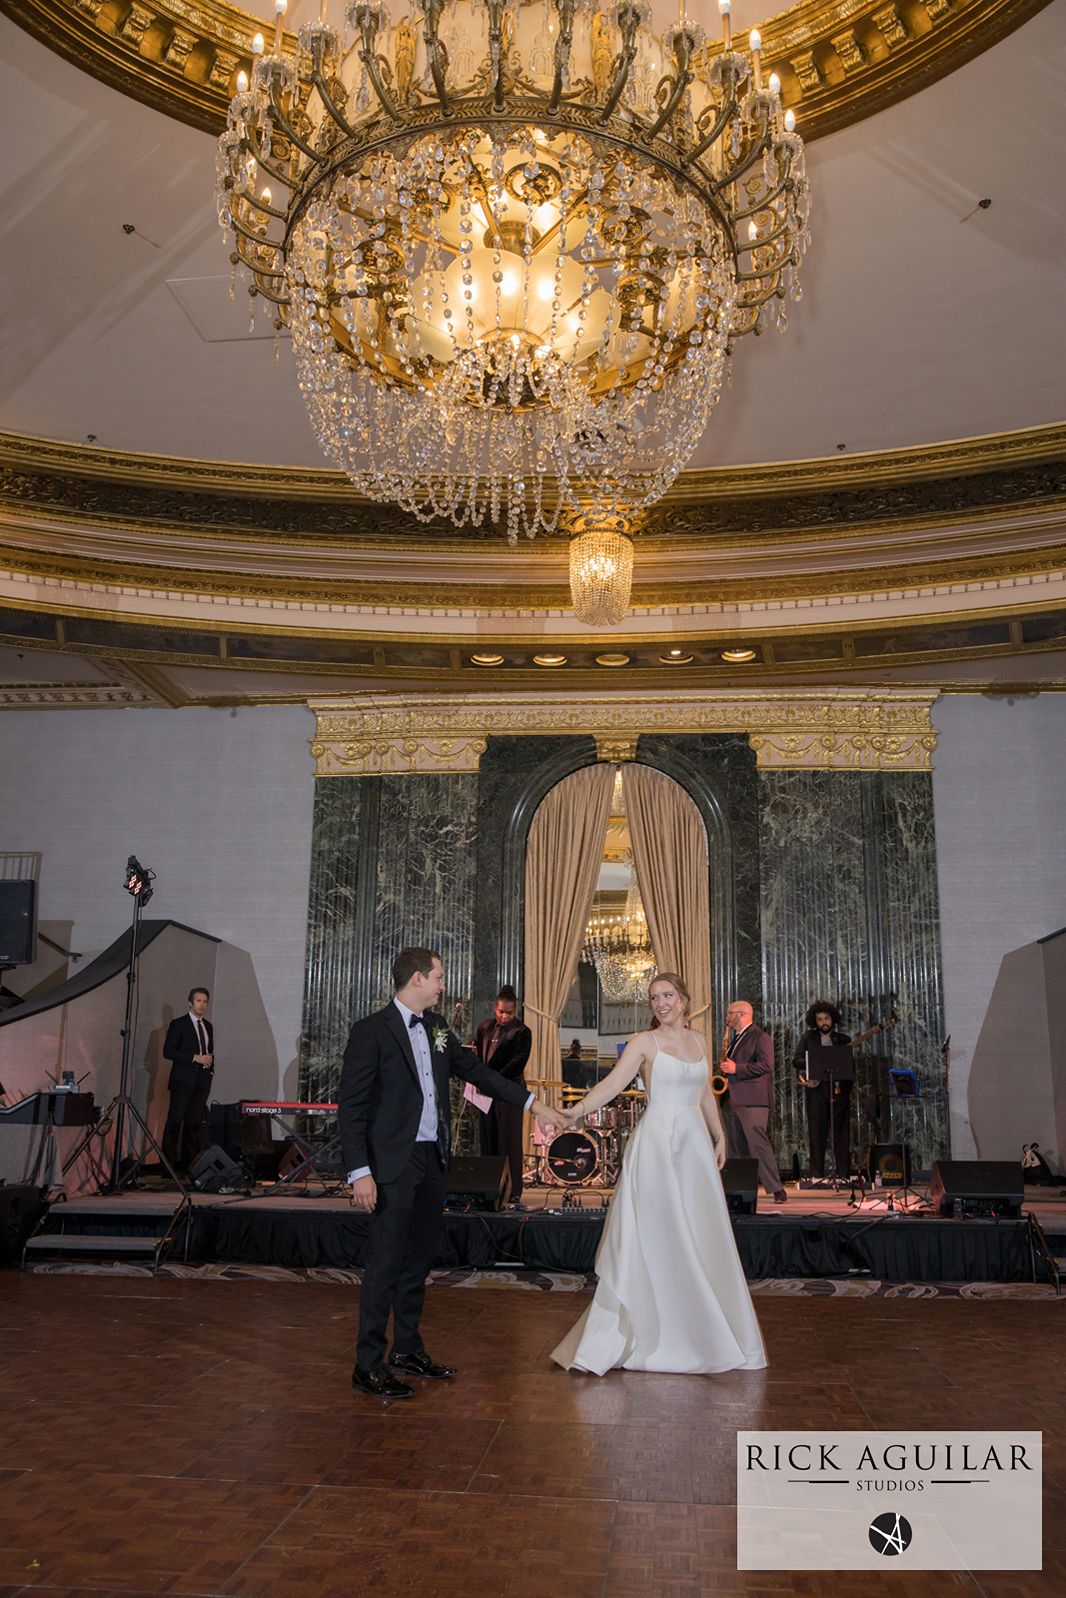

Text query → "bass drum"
[545,1128,605,1187]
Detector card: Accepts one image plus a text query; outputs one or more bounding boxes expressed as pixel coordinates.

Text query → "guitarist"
[793,1001,853,1181]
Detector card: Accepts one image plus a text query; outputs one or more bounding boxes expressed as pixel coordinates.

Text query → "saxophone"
[711,1025,730,1097]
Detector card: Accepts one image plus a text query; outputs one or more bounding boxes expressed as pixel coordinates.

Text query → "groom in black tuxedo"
[340,947,560,1399]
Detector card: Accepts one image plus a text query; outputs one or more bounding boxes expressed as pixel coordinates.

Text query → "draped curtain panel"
[622,762,713,1037]
[523,763,615,1096]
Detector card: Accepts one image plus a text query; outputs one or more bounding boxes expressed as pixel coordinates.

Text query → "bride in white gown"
[551,972,767,1376]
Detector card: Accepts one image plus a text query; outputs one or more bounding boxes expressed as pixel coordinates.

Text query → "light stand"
[62,857,189,1197]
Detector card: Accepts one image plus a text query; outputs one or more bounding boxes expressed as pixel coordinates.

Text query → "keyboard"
[239,1100,338,1118]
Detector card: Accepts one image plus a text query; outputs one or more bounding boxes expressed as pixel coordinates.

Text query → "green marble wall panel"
[300,772,478,1105]
[759,771,946,1175]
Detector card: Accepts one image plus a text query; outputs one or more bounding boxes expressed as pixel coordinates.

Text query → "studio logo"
[869,1512,913,1557]
[737,1430,1041,1571]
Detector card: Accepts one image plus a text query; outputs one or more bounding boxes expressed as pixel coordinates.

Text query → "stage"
[20,1181,1066,1286]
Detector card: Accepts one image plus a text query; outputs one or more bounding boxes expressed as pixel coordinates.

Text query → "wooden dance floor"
[0,1271,1063,1597]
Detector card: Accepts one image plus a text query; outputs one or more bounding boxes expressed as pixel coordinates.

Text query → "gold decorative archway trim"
[308,689,939,776]
[0,0,1052,142]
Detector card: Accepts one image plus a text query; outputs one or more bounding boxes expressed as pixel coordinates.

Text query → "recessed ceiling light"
[533,653,567,667]
[721,647,757,663]
[470,652,504,666]
[595,652,630,667]
[659,650,694,665]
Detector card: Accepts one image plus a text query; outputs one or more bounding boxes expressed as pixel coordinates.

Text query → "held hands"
[193,1053,213,1068]
[530,1098,571,1139]
[720,1059,737,1075]
[348,1174,377,1213]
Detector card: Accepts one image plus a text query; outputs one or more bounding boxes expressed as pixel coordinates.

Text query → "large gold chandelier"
[217,0,809,541]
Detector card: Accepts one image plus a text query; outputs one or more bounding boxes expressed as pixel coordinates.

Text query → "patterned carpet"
[23,1257,1063,1298]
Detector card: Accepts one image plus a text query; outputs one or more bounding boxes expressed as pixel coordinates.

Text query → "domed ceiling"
[0,0,1064,706]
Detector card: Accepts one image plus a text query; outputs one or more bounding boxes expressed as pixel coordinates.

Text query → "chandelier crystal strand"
[216,0,810,542]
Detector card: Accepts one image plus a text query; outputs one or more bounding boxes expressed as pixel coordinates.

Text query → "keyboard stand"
[248,1106,343,1191]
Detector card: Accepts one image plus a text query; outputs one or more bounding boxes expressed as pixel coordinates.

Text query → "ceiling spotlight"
[595,653,631,667]
[660,649,694,665]
[533,653,567,667]
[470,652,504,667]
[721,647,757,663]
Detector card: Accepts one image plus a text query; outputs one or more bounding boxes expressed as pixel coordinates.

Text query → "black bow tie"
[409,1013,422,1029]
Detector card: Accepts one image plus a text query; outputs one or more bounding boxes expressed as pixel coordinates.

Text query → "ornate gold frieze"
[0,680,156,707]
[2,425,1066,555]
[308,691,940,776]
[0,0,1052,144]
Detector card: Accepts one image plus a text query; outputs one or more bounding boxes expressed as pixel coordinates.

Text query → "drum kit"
[525,1079,646,1190]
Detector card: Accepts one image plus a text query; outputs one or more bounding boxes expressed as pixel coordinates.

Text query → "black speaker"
[446,1154,511,1211]
[0,1183,45,1262]
[188,1143,247,1193]
[866,1142,912,1186]
[0,881,37,966]
[928,1160,1023,1218]
[209,1101,244,1160]
[721,1157,759,1215]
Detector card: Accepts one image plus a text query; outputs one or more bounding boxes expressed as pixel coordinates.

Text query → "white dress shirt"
[189,1011,211,1064]
[347,998,536,1186]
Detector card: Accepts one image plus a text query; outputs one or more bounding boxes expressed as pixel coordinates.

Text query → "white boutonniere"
[432,1026,449,1054]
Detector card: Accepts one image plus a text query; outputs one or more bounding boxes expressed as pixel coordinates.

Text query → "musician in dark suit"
[341,947,559,1399]
[720,999,787,1203]
[162,986,214,1172]
[475,984,532,1203]
[793,1001,853,1180]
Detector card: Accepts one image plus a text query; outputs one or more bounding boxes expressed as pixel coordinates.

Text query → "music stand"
[855,1069,924,1213]
[802,1043,855,1187]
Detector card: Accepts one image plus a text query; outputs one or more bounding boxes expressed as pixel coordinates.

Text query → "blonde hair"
[648,971,691,1029]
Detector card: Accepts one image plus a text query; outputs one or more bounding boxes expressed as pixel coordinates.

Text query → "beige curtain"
[622,762,712,1037]
[523,763,615,1102]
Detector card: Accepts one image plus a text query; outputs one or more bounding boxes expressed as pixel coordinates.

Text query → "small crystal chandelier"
[216,0,810,543]
[569,507,634,626]
[584,861,655,1003]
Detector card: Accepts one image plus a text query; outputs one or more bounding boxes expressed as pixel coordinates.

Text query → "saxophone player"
[719,1000,787,1204]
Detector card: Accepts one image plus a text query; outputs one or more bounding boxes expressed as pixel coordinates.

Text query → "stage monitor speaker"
[721,1157,759,1215]
[928,1160,1023,1218]
[189,1144,247,1194]
[446,1154,511,1211]
[866,1142,912,1186]
[0,880,37,967]
[0,1183,45,1263]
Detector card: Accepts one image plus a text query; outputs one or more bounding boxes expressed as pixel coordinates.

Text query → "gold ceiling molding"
[3,531,1065,612]
[3,422,1066,510]
[308,689,940,776]
[1,0,1050,142]
[3,426,1066,597]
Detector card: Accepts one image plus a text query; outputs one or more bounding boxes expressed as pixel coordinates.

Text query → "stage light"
[124,855,155,905]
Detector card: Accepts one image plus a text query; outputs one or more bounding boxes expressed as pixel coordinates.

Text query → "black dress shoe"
[388,1350,456,1380]
[772,1189,788,1204]
[352,1364,414,1399]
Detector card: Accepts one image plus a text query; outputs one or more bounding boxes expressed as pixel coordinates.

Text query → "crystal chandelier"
[584,867,655,1003]
[216,0,810,542]
[569,508,634,625]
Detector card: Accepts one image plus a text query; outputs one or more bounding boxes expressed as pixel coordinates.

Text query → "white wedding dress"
[551,1046,768,1375]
